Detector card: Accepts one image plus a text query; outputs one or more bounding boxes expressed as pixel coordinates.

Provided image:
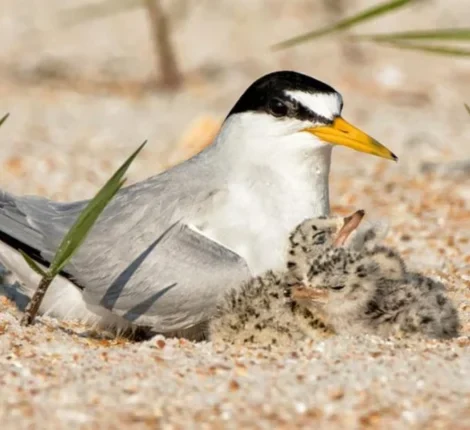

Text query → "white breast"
[193,145,332,275]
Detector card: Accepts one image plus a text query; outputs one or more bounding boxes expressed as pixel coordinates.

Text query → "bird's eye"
[268,98,288,117]
[313,232,326,245]
[330,285,345,291]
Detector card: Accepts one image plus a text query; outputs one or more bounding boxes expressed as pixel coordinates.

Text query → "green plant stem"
[0,113,9,127]
[350,28,470,42]
[376,41,470,57]
[20,274,55,326]
[272,0,414,50]
[19,141,146,326]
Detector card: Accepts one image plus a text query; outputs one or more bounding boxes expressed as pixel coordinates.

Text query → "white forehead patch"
[285,90,343,120]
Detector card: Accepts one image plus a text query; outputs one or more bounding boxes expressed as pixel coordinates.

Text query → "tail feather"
[0,192,136,334]
[0,191,207,340]
[0,241,134,333]
[0,191,46,254]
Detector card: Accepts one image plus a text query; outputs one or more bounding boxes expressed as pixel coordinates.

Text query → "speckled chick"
[285,210,365,287]
[307,245,460,339]
[209,211,365,348]
[209,270,331,348]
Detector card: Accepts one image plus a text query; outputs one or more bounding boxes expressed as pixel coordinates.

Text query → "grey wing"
[0,183,252,332]
[0,190,85,263]
[82,222,251,331]
[0,148,218,264]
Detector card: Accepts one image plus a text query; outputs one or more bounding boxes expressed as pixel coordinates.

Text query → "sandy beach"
[0,0,469,428]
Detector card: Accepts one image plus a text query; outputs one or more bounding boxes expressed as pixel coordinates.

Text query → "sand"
[0,0,470,428]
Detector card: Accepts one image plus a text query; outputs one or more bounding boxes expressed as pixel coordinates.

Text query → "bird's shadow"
[0,222,183,335]
[99,221,180,320]
[0,280,30,311]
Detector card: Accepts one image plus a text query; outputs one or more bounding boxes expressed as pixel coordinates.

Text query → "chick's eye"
[268,99,288,117]
[330,285,345,291]
[313,232,326,245]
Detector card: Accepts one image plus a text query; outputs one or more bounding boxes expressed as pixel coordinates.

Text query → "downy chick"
[209,211,365,347]
[285,210,365,287]
[209,270,331,347]
[306,246,460,339]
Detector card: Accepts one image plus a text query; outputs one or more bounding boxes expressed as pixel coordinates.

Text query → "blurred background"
[0,0,469,195]
[0,1,469,273]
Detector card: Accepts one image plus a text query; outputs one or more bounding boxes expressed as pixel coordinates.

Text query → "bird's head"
[288,209,366,257]
[286,210,366,288]
[303,244,407,321]
[223,71,397,161]
[304,247,380,321]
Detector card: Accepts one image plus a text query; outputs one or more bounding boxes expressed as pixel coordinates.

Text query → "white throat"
[192,114,333,275]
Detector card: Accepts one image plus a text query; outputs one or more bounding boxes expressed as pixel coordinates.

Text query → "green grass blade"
[20,251,47,277]
[352,28,470,42]
[465,104,470,115]
[376,41,470,57]
[272,0,414,50]
[48,141,147,275]
[0,113,10,128]
[61,0,143,26]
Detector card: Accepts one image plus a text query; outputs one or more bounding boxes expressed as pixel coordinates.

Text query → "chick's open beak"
[292,286,329,304]
[305,117,397,161]
[334,209,365,247]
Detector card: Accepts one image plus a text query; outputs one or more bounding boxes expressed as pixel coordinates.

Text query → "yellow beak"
[305,117,397,161]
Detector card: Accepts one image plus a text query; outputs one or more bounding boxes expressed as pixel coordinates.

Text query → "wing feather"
[0,151,252,331]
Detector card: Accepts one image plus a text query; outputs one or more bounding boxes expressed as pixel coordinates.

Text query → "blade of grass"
[351,28,470,42]
[19,251,47,277]
[49,141,146,275]
[49,179,126,275]
[21,274,55,326]
[272,0,414,50]
[21,140,146,326]
[376,41,470,57]
[0,113,10,128]
[465,104,470,115]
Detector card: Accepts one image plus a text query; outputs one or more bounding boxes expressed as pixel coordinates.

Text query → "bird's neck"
[212,128,333,218]
[194,120,334,274]
[311,149,332,216]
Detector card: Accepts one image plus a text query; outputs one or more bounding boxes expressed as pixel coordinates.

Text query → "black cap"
[227,71,339,124]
